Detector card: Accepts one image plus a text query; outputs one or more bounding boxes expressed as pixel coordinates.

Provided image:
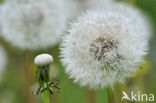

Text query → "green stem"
[114,86,120,103]
[86,89,96,103]
[42,90,50,103]
[107,87,116,103]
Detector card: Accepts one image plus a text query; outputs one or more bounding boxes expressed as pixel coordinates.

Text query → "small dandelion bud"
[60,2,151,89]
[34,54,53,67]
[33,54,60,95]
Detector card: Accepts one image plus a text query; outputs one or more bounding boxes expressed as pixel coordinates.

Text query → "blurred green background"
[0,0,156,103]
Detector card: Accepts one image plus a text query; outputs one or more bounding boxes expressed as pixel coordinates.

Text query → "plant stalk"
[24,50,35,103]
[107,87,116,103]
[86,89,96,103]
[42,90,50,103]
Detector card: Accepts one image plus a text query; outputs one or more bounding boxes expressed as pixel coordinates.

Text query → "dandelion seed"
[0,0,68,50]
[60,2,151,89]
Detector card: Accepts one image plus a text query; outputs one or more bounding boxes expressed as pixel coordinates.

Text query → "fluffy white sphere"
[34,54,53,66]
[0,0,68,50]
[0,45,7,74]
[61,3,151,89]
[66,0,114,17]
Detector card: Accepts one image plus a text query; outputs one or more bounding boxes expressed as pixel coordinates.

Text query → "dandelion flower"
[0,0,68,50]
[60,3,151,89]
[0,45,7,75]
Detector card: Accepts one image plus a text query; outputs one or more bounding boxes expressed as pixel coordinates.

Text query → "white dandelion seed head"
[61,3,151,89]
[81,0,114,10]
[66,0,115,17]
[34,54,53,66]
[0,45,7,75]
[0,0,68,50]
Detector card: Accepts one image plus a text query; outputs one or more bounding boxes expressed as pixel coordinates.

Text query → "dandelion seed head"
[61,3,151,89]
[66,0,114,17]
[34,54,53,66]
[0,0,68,50]
[90,36,119,63]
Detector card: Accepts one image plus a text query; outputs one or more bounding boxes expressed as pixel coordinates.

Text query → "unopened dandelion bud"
[34,54,53,67]
[33,54,60,95]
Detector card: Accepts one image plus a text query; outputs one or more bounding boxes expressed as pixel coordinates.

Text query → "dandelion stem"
[86,89,96,103]
[42,90,50,103]
[114,86,120,103]
[24,50,35,103]
[107,87,116,103]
